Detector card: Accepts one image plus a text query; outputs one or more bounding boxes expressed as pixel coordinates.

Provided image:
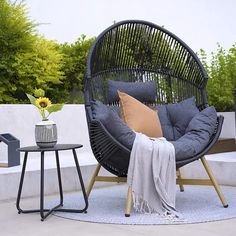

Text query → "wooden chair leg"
[125,186,132,217]
[201,156,228,207]
[86,164,101,197]
[176,169,184,192]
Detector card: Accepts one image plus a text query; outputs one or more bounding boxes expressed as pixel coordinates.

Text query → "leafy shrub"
[0,0,64,103]
[199,44,236,111]
[12,37,65,102]
[59,35,95,103]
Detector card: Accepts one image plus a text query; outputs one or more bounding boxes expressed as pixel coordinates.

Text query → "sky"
[25,0,236,55]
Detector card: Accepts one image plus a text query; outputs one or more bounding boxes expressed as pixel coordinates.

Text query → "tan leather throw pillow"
[118,91,163,138]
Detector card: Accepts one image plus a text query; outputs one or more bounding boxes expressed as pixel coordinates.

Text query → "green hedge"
[0,0,94,104]
[59,35,95,103]
[0,0,235,110]
[199,45,236,111]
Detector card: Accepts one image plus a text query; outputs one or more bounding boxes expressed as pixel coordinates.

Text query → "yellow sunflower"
[35,97,51,111]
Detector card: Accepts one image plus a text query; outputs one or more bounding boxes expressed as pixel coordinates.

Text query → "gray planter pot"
[35,120,57,148]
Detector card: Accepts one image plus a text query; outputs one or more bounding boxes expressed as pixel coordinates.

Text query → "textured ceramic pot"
[35,120,57,148]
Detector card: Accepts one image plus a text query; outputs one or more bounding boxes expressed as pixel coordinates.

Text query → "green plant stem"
[45,113,50,120]
[40,110,46,120]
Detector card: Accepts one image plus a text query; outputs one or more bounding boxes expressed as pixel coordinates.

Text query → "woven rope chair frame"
[84,20,224,177]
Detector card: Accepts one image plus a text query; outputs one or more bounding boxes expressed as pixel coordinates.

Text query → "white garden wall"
[0,104,92,162]
[217,112,236,139]
[0,105,235,162]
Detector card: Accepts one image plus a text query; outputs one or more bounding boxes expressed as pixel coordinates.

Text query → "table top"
[17,144,83,152]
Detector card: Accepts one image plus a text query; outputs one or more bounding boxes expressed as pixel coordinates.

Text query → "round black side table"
[16,144,88,221]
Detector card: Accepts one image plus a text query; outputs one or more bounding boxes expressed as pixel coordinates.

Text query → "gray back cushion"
[155,97,199,141]
[154,105,174,140]
[107,80,157,104]
[171,106,217,161]
[91,100,135,149]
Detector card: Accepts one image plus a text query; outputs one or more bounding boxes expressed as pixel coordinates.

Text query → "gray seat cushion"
[91,100,135,149]
[107,80,157,104]
[91,99,217,162]
[171,106,217,161]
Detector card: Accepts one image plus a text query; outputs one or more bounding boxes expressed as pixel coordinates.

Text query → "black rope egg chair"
[84,20,228,216]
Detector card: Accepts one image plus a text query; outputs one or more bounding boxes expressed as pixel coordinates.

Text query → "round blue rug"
[49,184,236,225]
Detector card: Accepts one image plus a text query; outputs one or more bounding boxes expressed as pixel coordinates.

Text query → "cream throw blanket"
[127,132,177,216]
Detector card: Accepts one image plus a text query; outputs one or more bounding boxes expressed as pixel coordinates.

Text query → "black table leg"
[40,151,45,221]
[16,152,50,215]
[73,149,88,211]
[16,152,28,213]
[55,150,63,206]
[40,151,62,221]
[56,149,88,213]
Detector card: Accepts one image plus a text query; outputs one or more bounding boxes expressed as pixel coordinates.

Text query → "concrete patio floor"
[1,193,236,236]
